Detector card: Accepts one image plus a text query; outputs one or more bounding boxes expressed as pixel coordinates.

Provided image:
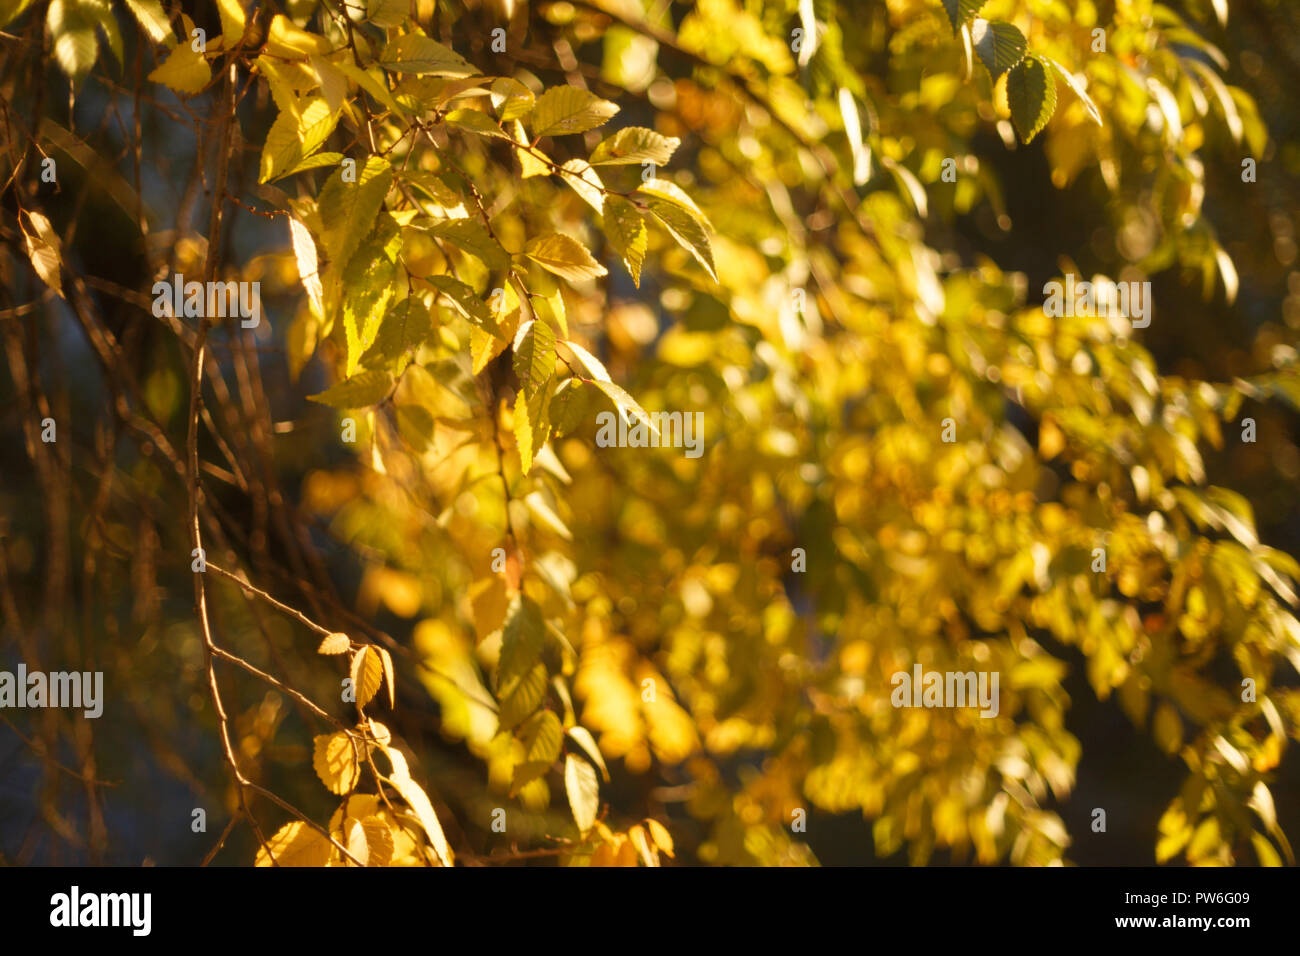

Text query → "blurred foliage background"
[1,0,1299,866]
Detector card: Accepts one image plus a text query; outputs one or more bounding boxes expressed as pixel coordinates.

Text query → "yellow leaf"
[514,388,533,475]
[46,0,98,86]
[379,32,477,77]
[254,820,332,867]
[313,731,363,794]
[343,816,370,866]
[351,645,385,709]
[531,85,619,137]
[498,661,548,730]
[646,818,674,858]
[382,747,454,865]
[215,0,245,46]
[289,217,324,318]
[147,40,211,95]
[1152,702,1182,755]
[364,718,392,749]
[564,753,599,833]
[628,824,658,866]
[470,573,509,641]
[19,211,63,298]
[378,645,396,709]
[524,233,608,283]
[601,195,646,286]
[558,158,604,212]
[360,814,395,866]
[265,14,329,58]
[318,632,350,655]
[565,725,610,781]
[616,838,638,867]
[513,121,549,177]
[122,0,172,44]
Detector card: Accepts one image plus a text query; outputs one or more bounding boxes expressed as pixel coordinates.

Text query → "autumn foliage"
[1,0,1298,867]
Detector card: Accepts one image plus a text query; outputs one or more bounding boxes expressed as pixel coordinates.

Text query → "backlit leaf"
[307,370,394,409]
[564,754,599,833]
[380,33,477,77]
[524,233,608,283]
[318,632,351,655]
[313,731,363,794]
[971,19,1026,79]
[351,645,386,709]
[588,126,680,166]
[1007,54,1056,144]
[512,318,557,397]
[123,0,171,44]
[601,195,648,286]
[255,821,332,867]
[531,85,619,138]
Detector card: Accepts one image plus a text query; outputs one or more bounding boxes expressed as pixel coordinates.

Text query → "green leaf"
[307,369,394,409]
[365,0,408,28]
[601,195,647,287]
[970,19,1026,79]
[490,77,534,121]
[443,108,511,139]
[360,297,434,369]
[424,218,509,272]
[589,126,680,166]
[524,234,608,283]
[332,58,410,118]
[427,274,500,334]
[278,151,346,180]
[259,98,338,184]
[318,156,393,271]
[498,662,548,731]
[512,711,563,793]
[341,224,400,375]
[48,0,98,87]
[530,85,619,138]
[940,0,986,34]
[564,754,599,833]
[638,193,716,281]
[513,318,557,397]
[497,596,546,693]
[1007,54,1056,144]
[550,379,590,436]
[379,33,477,77]
[534,287,567,338]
